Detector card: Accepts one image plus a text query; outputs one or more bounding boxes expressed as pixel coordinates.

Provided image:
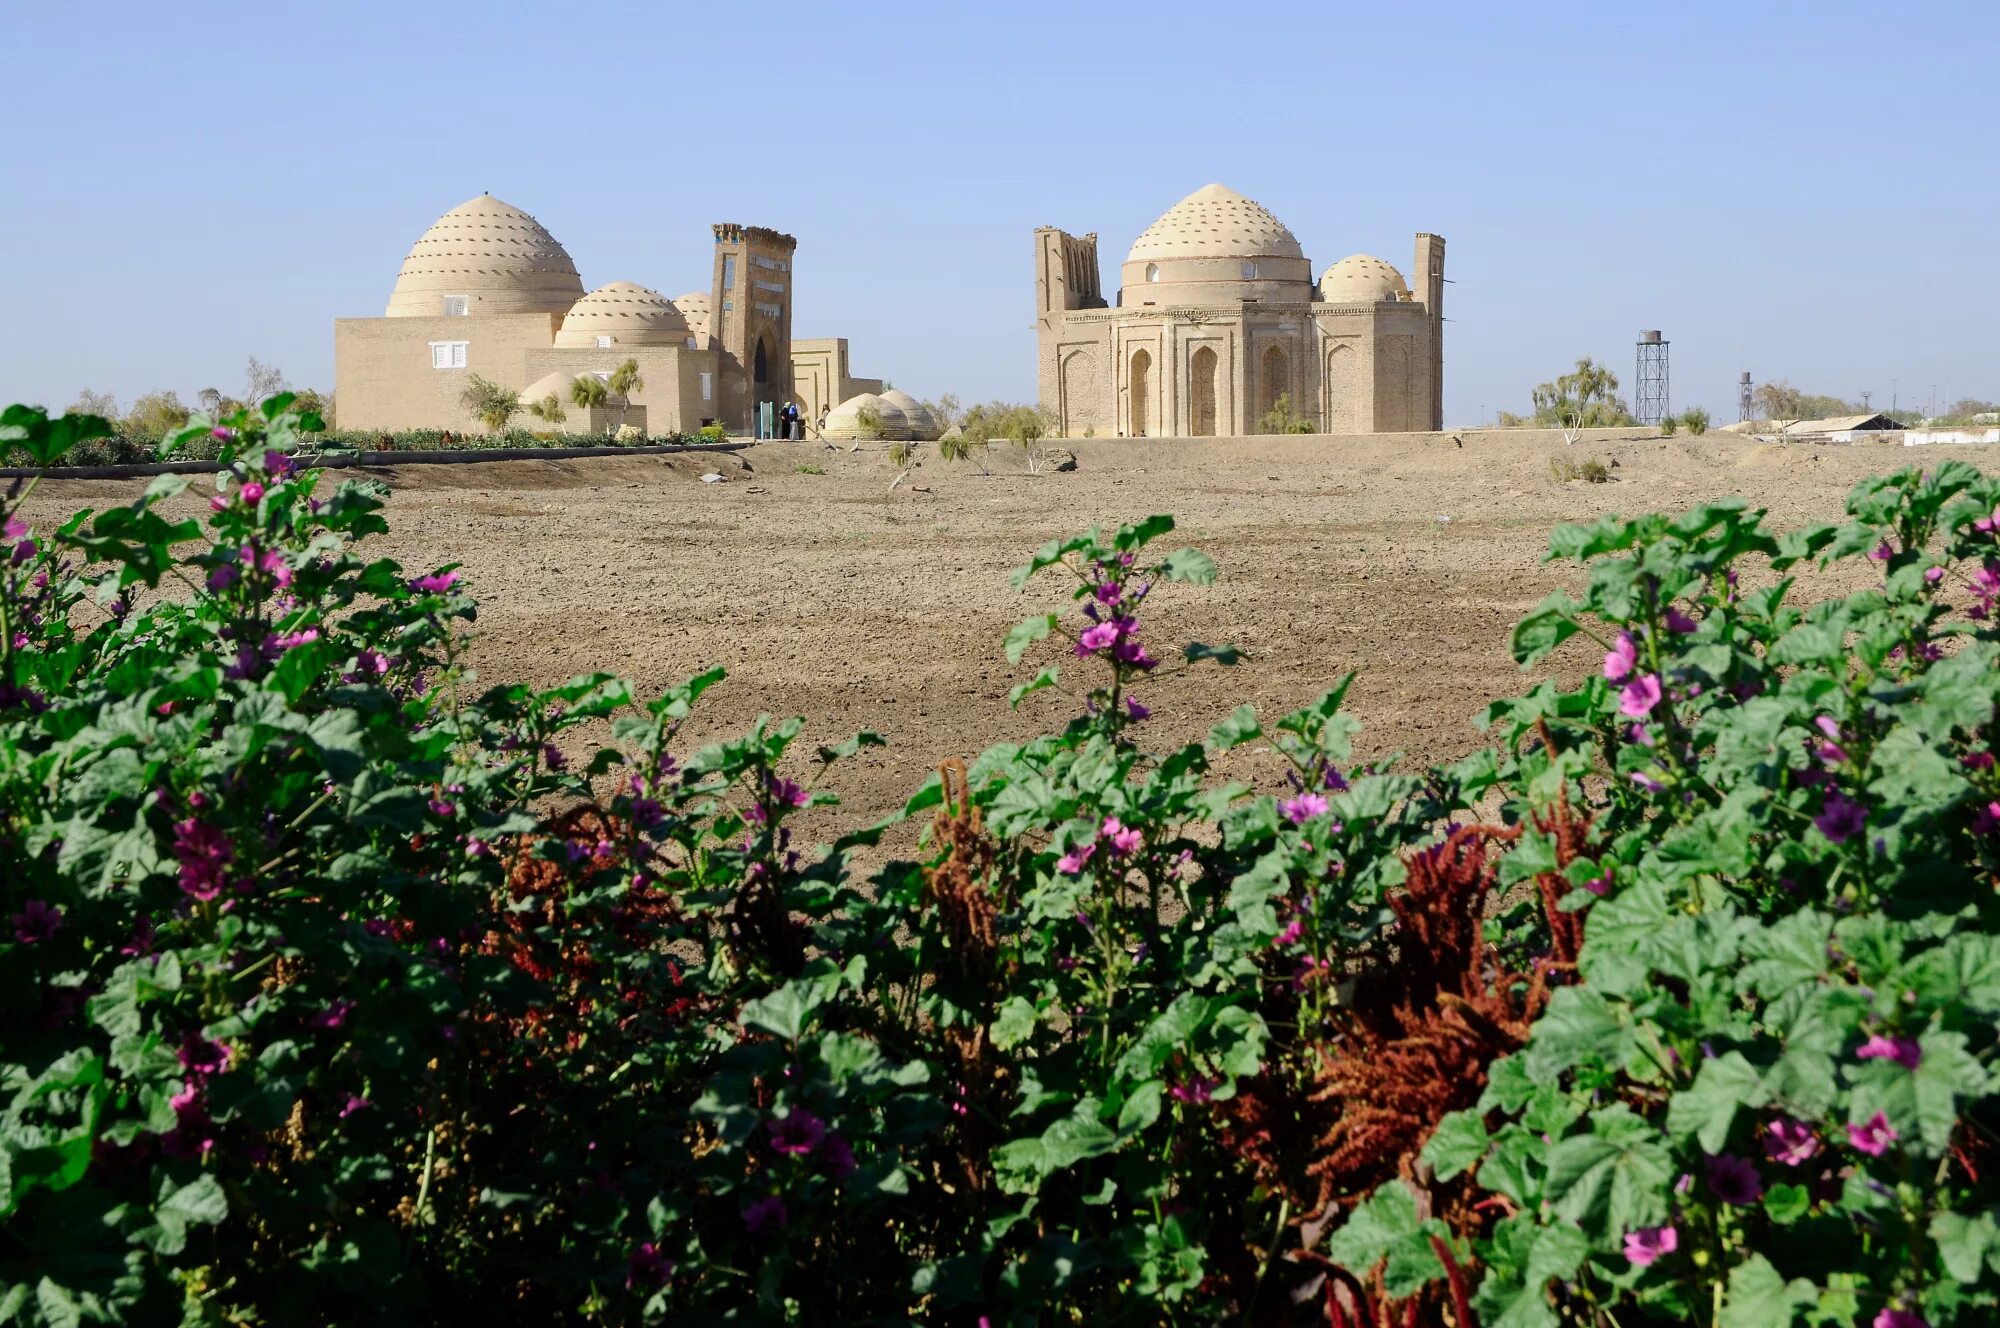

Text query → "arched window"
[1190,347,1218,438]
[753,336,770,384]
[1259,345,1289,429]
[1130,348,1152,437]
[1240,261,1258,280]
[1145,263,1160,283]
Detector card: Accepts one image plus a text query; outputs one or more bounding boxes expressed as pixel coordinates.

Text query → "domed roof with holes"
[554,281,690,347]
[1319,254,1409,303]
[671,291,712,339]
[1125,184,1305,265]
[386,194,585,317]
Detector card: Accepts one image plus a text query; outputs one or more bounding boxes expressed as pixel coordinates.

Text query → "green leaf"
[1762,1182,1811,1226]
[1117,1081,1162,1134]
[991,996,1038,1051]
[1511,593,1582,667]
[1007,665,1061,709]
[1159,547,1216,585]
[1182,641,1241,665]
[1719,1254,1815,1328]
[1420,1109,1491,1181]
[1542,1105,1673,1242]
[740,983,819,1043]
[1523,987,1633,1084]
[1325,1181,1418,1276]
[0,404,114,466]
[1208,704,1261,752]
[1005,613,1058,664]
[1930,1209,1999,1283]
[1666,1052,1766,1152]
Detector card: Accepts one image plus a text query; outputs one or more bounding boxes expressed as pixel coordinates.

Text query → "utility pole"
[1861,390,1872,411]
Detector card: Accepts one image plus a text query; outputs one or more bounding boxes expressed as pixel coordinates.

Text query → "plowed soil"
[31,429,1961,840]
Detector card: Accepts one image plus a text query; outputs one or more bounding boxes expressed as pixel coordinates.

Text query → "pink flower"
[239,481,265,505]
[1077,622,1120,653]
[1623,1224,1677,1267]
[309,1001,355,1031]
[1603,632,1639,682]
[1875,1308,1930,1328]
[1815,792,1866,844]
[1973,801,2000,835]
[410,570,461,595]
[1093,580,1123,605]
[1870,539,1895,562]
[1848,1111,1898,1157]
[338,1093,370,1118]
[768,1109,826,1156]
[741,1196,787,1234]
[1169,1076,1218,1105]
[1619,674,1663,718]
[12,899,62,943]
[1703,1153,1762,1206]
[1856,1034,1922,1069]
[172,817,234,901]
[1814,716,1849,764]
[1273,918,1304,948]
[1663,607,1698,634]
[1100,816,1143,856]
[1056,841,1096,875]
[1281,792,1330,824]
[1763,1117,1820,1167]
[1925,566,1944,585]
[1582,869,1613,896]
[273,628,318,650]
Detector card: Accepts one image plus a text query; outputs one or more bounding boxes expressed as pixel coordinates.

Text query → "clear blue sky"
[2,0,1994,424]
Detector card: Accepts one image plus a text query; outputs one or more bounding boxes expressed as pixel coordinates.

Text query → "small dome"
[555,281,689,348]
[1319,255,1409,303]
[672,291,712,343]
[1126,184,1304,265]
[879,389,940,441]
[823,392,912,442]
[387,194,584,318]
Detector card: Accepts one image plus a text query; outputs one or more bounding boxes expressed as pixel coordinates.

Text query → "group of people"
[771,401,832,442]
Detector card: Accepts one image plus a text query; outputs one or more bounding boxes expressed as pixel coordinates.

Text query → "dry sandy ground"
[29,429,1974,842]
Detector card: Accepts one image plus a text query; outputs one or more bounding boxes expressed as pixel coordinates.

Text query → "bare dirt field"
[30,429,1971,840]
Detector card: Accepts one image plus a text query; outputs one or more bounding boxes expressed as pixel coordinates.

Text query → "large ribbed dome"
[1125,184,1304,264]
[879,389,940,441]
[386,194,584,318]
[554,281,690,348]
[1319,255,1410,304]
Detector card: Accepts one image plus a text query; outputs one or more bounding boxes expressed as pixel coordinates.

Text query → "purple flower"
[309,1000,355,1031]
[1856,1034,1922,1070]
[1815,792,1866,844]
[345,648,391,681]
[741,1196,787,1235]
[1077,622,1120,654]
[1100,816,1142,856]
[1169,1076,1218,1105]
[822,1134,857,1179]
[1603,632,1639,682]
[626,1241,674,1289]
[1619,674,1663,718]
[1630,772,1667,794]
[1623,1224,1677,1267]
[1849,1111,1898,1157]
[1870,539,1895,563]
[1973,801,2000,835]
[410,570,461,595]
[1124,697,1151,721]
[207,564,239,591]
[1281,792,1330,824]
[1093,581,1123,605]
[339,1093,370,1118]
[1056,841,1096,875]
[767,1109,826,1156]
[1763,1117,1820,1167]
[173,817,234,901]
[1875,1308,1930,1328]
[1703,1154,1763,1206]
[1273,917,1304,948]
[12,899,62,943]
[178,1033,230,1078]
[1664,607,1698,634]
[1582,868,1613,896]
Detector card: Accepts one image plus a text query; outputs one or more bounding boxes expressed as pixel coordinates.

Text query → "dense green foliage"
[2,397,1997,1326]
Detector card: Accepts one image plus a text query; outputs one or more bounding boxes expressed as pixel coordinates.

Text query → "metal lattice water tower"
[1739,372,1754,424]
[1635,331,1670,425]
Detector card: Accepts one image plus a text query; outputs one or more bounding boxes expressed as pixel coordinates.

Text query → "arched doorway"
[1130,348,1152,436]
[1324,342,1360,433]
[1259,344,1289,430]
[1189,346,1218,437]
[753,335,770,384]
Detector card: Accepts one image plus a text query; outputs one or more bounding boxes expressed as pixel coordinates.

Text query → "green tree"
[459,374,521,434]
[1257,392,1315,435]
[123,390,192,440]
[1752,379,1804,420]
[67,388,119,420]
[526,394,567,427]
[1530,358,1635,439]
[569,374,609,429]
[290,387,333,426]
[608,359,644,432]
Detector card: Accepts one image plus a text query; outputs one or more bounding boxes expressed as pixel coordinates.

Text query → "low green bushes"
[1,397,1997,1326]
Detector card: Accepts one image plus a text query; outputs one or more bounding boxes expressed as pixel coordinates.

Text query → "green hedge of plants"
[1,398,1996,1326]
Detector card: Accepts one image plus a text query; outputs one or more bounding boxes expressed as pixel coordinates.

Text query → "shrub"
[1660,414,1679,436]
[1550,455,1612,484]
[1683,406,1711,435]
[4,396,1999,1326]
[697,422,727,444]
[1258,391,1317,435]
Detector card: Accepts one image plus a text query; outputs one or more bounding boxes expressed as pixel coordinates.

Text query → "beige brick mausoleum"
[333,194,883,436]
[1035,184,1444,436]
